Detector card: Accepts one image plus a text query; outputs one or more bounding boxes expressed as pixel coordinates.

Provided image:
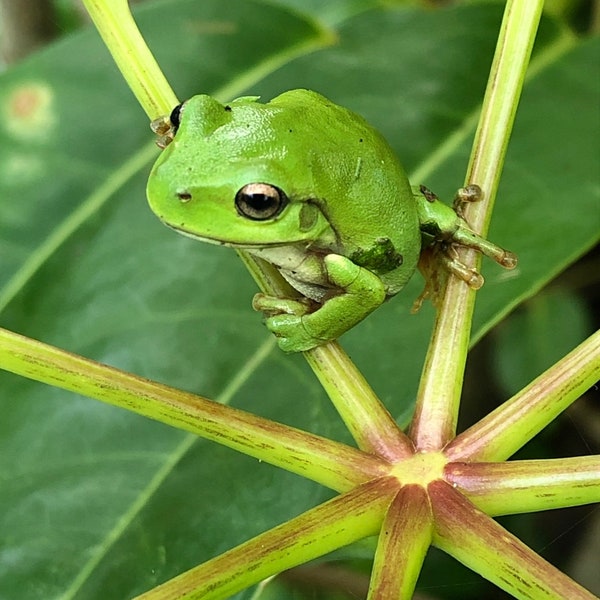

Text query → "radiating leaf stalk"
[135,477,399,600]
[446,329,600,461]
[0,327,388,491]
[304,343,414,460]
[81,0,178,119]
[429,480,597,600]
[368,485,433,599]
[445,456,600,516]
[410,0,545,450]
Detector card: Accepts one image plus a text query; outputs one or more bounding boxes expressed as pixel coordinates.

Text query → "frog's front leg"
[252,255,386,352]
[416,184,517,287]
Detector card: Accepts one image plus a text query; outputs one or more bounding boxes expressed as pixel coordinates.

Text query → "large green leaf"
[0,1,597,598]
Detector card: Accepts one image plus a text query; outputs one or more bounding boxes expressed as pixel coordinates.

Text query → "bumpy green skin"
[147,90,510,352]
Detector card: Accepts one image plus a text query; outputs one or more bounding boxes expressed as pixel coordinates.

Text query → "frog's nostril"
[177,191,192,203]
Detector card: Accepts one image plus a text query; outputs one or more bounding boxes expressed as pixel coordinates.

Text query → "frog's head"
[146,94,333,248]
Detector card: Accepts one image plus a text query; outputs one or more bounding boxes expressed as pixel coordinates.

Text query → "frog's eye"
[169,102,185,133]
[235,183,288,221]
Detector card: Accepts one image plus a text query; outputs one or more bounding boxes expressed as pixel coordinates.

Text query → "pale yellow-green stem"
[445,329,600,461]
[430,480,597,600]
[135,477,399,600]
[410,0,545,450]
[0,327,388,491]
[81,0,178,119]
[445,456,600,516]
[304,344,414,460]
[238,247,405,456]
[239,253,411,458]
[368,485,433,599]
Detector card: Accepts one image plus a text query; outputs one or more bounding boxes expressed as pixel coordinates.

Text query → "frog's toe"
[253,293,312,316]
[265,314,323,352]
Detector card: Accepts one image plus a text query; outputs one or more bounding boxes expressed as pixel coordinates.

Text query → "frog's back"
[269,90,422,295]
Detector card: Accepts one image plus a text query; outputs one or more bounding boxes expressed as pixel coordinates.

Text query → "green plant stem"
[0,327,388,491]
[446,329,600,461]
[135,477,399,600]
[304,344,414,460]
[430,480,597,600]
[445,456,600,516]
[368,485,432,599]
[81,0,178,119]
[410,0,544,450]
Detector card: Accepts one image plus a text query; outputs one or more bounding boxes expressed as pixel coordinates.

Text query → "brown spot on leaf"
[11,87,41,119]
[4,82,55,140]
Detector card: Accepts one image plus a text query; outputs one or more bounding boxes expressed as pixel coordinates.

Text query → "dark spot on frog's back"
[350,237,403,274]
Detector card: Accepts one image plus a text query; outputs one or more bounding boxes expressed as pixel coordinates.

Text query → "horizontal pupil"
[235,184,285,221]
[247,194,275,207]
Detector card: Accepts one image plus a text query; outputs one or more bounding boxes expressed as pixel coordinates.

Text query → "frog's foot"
[259,313,326,353]
[413,241,485,312]
[252,294,321,352]
[414,184,518,308]
[449,226,518,270]
[252,294,313,317]
[150,115,175,149]
[452,183,482,219]
[253,254,386,352]
[416,183,518,273]
[439,244,484,289]
[451,185,518,269]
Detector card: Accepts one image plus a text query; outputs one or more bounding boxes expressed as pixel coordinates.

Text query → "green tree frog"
[147,90,516,352]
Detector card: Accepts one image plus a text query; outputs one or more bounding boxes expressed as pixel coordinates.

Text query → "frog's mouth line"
[163,222,298,249]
